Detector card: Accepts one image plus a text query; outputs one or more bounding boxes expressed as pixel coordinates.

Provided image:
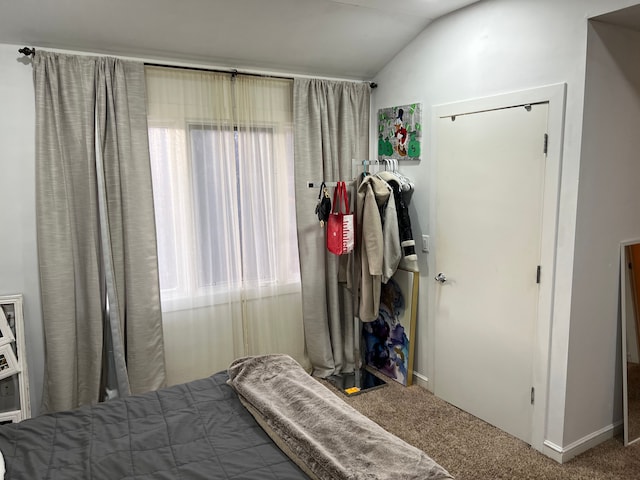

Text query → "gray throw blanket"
[227,354,453,480]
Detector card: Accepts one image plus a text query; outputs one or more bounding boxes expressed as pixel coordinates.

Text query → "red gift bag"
[326,181,355,255]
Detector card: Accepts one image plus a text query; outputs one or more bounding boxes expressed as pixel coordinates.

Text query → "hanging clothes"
[356,175,401,322]
[377,170,418,272]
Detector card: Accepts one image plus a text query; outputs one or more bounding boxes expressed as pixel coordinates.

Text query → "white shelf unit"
[0,294,31,424]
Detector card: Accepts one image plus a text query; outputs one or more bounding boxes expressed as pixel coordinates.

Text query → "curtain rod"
[18,47,378,88]
[145,62,377,88]
[144,62,293,81]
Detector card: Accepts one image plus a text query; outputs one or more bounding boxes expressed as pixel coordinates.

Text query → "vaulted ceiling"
[0,0,481,79]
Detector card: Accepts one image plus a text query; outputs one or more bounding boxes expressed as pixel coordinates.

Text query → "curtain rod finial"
[369,82,378,89]
[18,47,35,57]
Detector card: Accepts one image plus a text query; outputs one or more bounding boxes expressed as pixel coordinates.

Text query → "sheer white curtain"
[145,66,307,384]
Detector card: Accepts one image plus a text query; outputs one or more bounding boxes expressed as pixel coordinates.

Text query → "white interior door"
[434,102,548,444]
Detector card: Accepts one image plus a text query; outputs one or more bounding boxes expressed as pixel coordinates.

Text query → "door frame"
[427,84,566,453]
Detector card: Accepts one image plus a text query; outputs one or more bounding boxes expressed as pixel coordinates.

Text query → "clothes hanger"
[371,160,393,193]
[392,159,414,192]
[385,159,407,190]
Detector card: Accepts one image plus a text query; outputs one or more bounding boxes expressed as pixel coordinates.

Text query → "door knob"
[434,272,447,283]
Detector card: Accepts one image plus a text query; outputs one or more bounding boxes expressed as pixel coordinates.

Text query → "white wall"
[566,19,640,444]
[0,44,44,416]
[370,0,640,454]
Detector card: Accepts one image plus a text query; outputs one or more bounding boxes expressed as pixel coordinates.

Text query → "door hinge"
[543,133,548,155]
[531,387,535,405]
[536,265,541,284]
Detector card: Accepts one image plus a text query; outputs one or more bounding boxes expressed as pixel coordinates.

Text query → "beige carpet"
[324,373,640,480]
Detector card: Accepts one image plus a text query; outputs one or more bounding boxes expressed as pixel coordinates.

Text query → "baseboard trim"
[542,421,623,463]
[412,371,429,390]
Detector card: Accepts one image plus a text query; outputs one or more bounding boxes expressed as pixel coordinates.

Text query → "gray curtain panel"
[293,79,370,377]
[33,52,166,412]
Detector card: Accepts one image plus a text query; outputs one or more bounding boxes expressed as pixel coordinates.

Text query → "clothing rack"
[306,181,339,188]
[307,160,387,396]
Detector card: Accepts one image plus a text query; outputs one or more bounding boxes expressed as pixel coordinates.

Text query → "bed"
[0,354,453,479]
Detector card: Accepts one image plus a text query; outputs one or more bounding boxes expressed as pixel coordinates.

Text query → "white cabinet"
[0,294,30,423]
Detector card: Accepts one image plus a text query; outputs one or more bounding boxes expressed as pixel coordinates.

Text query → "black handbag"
[314,182,331,227]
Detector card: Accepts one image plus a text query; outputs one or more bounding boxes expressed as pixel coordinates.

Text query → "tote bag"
[327,181,354,255]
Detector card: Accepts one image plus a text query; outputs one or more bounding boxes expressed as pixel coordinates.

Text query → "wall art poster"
[377,103,422,161]
[0,307,15,348]
[363,269,418,386]
[0,344,19,381]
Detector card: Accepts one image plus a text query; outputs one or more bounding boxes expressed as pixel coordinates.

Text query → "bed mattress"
[0,372,308,479]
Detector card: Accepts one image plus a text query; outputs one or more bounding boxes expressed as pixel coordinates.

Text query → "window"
[189,125,241,288]
[146,69,299,310]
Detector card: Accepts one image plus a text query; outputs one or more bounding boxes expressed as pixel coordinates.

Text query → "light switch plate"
[422,234,430,253]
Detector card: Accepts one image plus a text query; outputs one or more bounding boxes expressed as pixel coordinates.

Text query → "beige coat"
[356,175,400,322]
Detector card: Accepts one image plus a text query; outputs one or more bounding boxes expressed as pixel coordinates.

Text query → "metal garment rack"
[307,160,386,396]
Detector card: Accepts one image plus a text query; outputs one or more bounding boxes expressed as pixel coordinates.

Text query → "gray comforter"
[227,354,453,480]
[0,372,308,479]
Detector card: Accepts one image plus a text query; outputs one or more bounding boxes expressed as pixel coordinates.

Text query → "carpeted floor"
[324,372,640,480]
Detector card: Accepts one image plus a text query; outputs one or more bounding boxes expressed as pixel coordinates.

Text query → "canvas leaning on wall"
[363,269,418,386]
